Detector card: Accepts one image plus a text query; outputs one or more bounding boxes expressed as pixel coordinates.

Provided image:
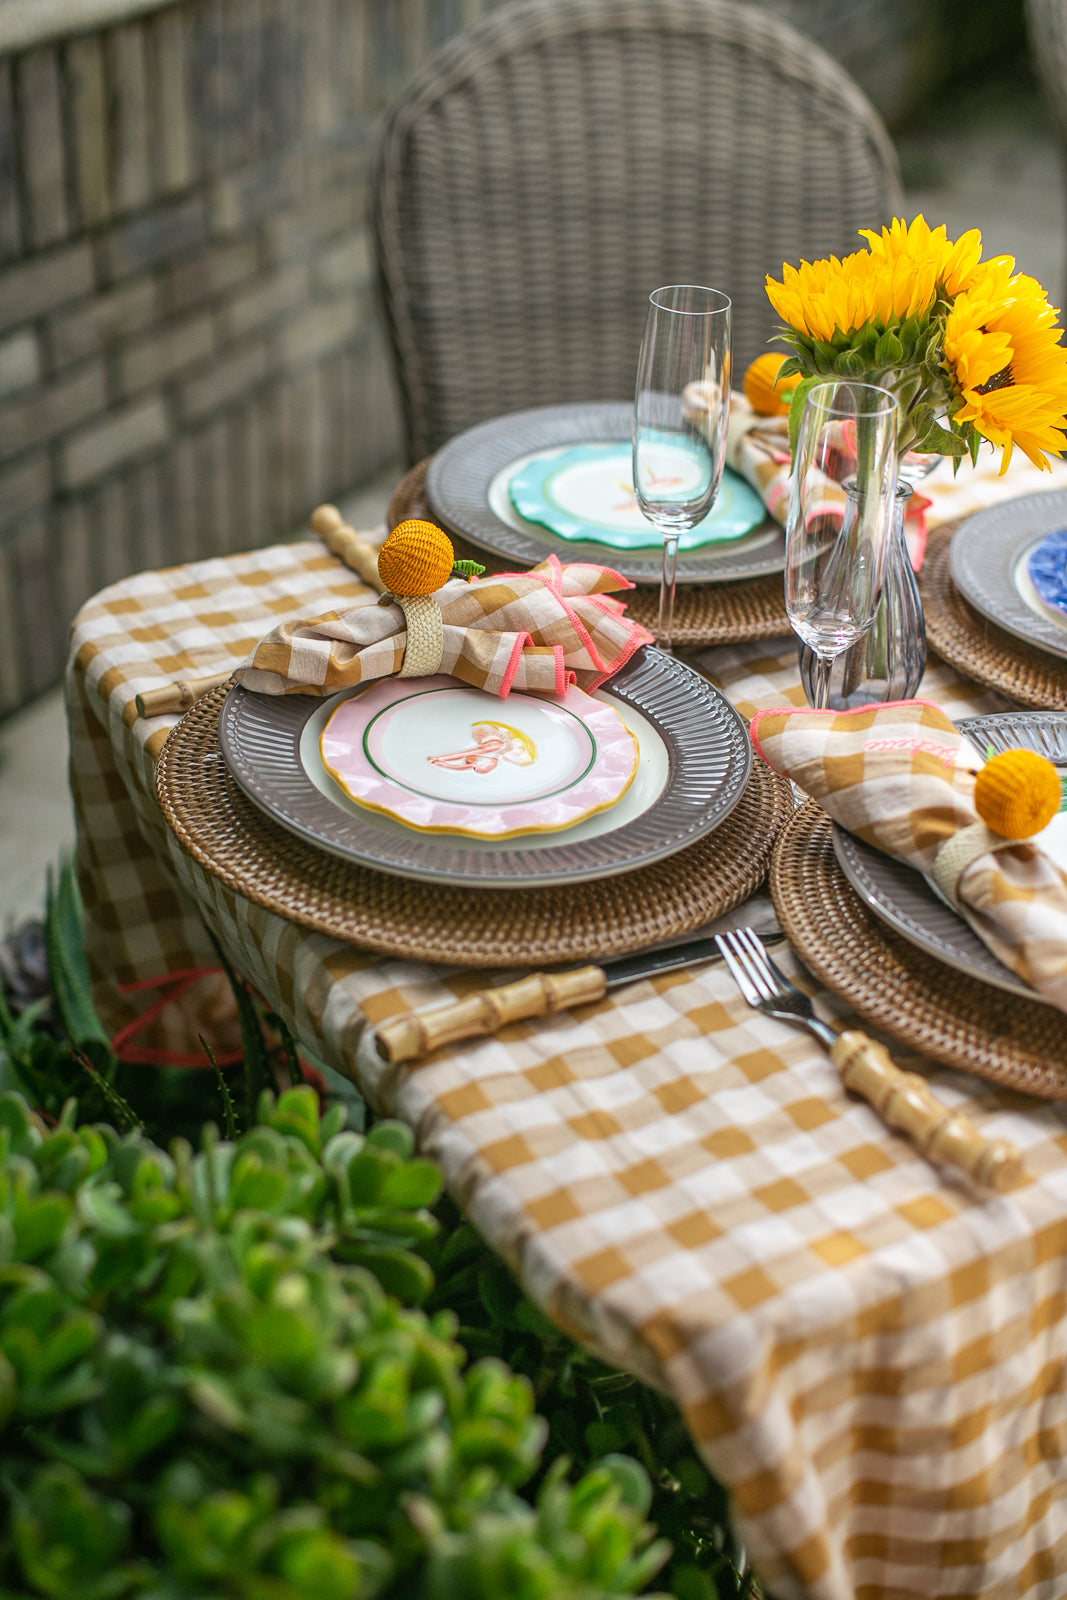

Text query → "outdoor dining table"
[66,449,1067,1600]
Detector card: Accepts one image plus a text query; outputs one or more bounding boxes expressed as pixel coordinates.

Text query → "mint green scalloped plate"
[508,442,764,551]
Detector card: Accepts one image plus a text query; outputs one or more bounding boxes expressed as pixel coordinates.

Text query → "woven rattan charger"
[921,521,1067,710]
[157,684,793,968]
[770,801,1067,1098]
[386,461,790,650]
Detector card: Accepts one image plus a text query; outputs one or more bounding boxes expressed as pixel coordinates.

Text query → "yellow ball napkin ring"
[931,748,1063,908]
[741,353,795,416]
[376,519,486,678]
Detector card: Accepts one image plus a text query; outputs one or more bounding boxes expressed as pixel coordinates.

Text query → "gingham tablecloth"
[66,452,1067,1600]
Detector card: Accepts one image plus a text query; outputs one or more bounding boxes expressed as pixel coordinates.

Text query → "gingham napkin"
[727,393,931,568]
[751,698,1067,1011]
[235,553,653,698]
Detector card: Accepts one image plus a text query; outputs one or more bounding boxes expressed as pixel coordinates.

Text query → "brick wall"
[0,0,504,716]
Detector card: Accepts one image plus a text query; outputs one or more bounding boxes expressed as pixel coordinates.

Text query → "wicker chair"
[374,0,903,465]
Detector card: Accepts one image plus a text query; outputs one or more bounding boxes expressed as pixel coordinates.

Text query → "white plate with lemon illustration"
[219,649,752,887]
[319,676,638,838]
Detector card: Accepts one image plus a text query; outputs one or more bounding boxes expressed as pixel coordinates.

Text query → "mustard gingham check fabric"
[66,458,1067,1600]
[752,700,1067,1012]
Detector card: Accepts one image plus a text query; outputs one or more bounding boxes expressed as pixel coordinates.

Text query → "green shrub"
[0,1087,671,1600]
[425,1210,758,1600]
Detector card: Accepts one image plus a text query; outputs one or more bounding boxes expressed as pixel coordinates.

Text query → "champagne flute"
[633,286,731,651]
[785,381,898,709]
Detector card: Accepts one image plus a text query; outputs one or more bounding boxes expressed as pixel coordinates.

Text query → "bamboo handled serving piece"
[829,1031,1021,1191]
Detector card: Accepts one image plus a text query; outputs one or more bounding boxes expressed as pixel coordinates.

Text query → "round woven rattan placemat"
[158,684,794,966]
[770,800,1067,1098]
[387,461,790,649]
[920,521,1067,710]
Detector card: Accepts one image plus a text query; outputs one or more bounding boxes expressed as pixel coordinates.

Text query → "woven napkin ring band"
[930,822,1003,907]
[378,593,444,678]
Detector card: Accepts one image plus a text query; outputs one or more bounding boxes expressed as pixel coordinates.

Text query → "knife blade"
[586,928,784,991]
[374,930,784,1063]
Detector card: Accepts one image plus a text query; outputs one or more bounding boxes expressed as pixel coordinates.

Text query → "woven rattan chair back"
[374,0,903,463]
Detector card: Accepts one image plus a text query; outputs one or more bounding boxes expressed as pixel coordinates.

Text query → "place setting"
[158,283,812,966]
[156,501,794,968]
[920,487,1067,708]
[386,287,795,649]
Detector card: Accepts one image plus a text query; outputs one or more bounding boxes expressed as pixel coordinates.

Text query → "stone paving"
[2,61,1063,929]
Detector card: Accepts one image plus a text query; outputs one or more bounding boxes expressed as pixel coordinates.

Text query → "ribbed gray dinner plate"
[832,711,1067,1002]
[219,649,752,888]
[424,401,785,585]
[949,488,1067,661]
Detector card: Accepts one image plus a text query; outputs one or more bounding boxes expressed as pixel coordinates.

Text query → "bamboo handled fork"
[714,929,1022,1192]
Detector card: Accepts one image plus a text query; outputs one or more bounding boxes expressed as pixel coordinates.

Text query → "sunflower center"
[975,363,1014,395]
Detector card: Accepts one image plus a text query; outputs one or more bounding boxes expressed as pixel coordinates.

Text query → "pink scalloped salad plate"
[319,675,638,838]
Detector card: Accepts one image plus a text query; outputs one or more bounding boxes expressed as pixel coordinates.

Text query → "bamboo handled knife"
[374,932,785,1064]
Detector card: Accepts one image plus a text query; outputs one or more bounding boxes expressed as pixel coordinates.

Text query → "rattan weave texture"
[921,522,1067,710]
[157,684,794,966]
[386,459,791,647]
[770,800,1067,1098]
[374,0,903,462]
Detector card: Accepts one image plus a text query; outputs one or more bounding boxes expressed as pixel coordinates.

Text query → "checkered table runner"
[66,452,1067,1600]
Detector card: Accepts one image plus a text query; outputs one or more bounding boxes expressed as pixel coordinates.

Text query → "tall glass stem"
[810,653,834,710]
[657,532,679,652]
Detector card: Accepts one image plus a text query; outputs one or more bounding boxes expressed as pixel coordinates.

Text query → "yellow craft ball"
[973,748,1062,838]
[742,353,795,416]
[378,519,455,597]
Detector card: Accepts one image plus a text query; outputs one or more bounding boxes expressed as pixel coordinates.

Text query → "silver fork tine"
[713,933,762,1006]
[725,929,778,1002]
[737,927,796,996]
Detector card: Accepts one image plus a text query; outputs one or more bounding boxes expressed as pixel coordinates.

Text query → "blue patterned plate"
[508,443,764,551]
[1028,527,1067,616]
[950,489,1067,662]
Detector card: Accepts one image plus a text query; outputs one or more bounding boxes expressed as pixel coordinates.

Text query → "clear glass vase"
[798,481,925,709]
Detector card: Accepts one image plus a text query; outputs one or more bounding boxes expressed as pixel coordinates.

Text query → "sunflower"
[944,259,1067,470]
[765,246,936,343]
[859,216,984,299]
[766,216,1067,467]
[765,215,984,345]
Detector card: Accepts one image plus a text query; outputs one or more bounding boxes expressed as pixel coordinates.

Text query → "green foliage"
[424,1209,761,1600]
[0,1089,671,1600]
[1,875,761,1598]
[0,863,312,1147]
[777,293,975,463]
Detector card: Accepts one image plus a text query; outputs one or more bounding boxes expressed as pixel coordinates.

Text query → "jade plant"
[1,864,761,1599]
[0,1085,672,1600]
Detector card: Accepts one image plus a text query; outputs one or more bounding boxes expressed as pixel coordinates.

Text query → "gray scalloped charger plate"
[424,401,785,585]
[219,649,752,888]
[832,710,1067,1002]
[949,488,1067,662]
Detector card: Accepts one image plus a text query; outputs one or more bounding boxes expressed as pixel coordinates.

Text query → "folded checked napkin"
[235,553,654,698]
[726,392,932,569]
[750,698,1067,1013]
